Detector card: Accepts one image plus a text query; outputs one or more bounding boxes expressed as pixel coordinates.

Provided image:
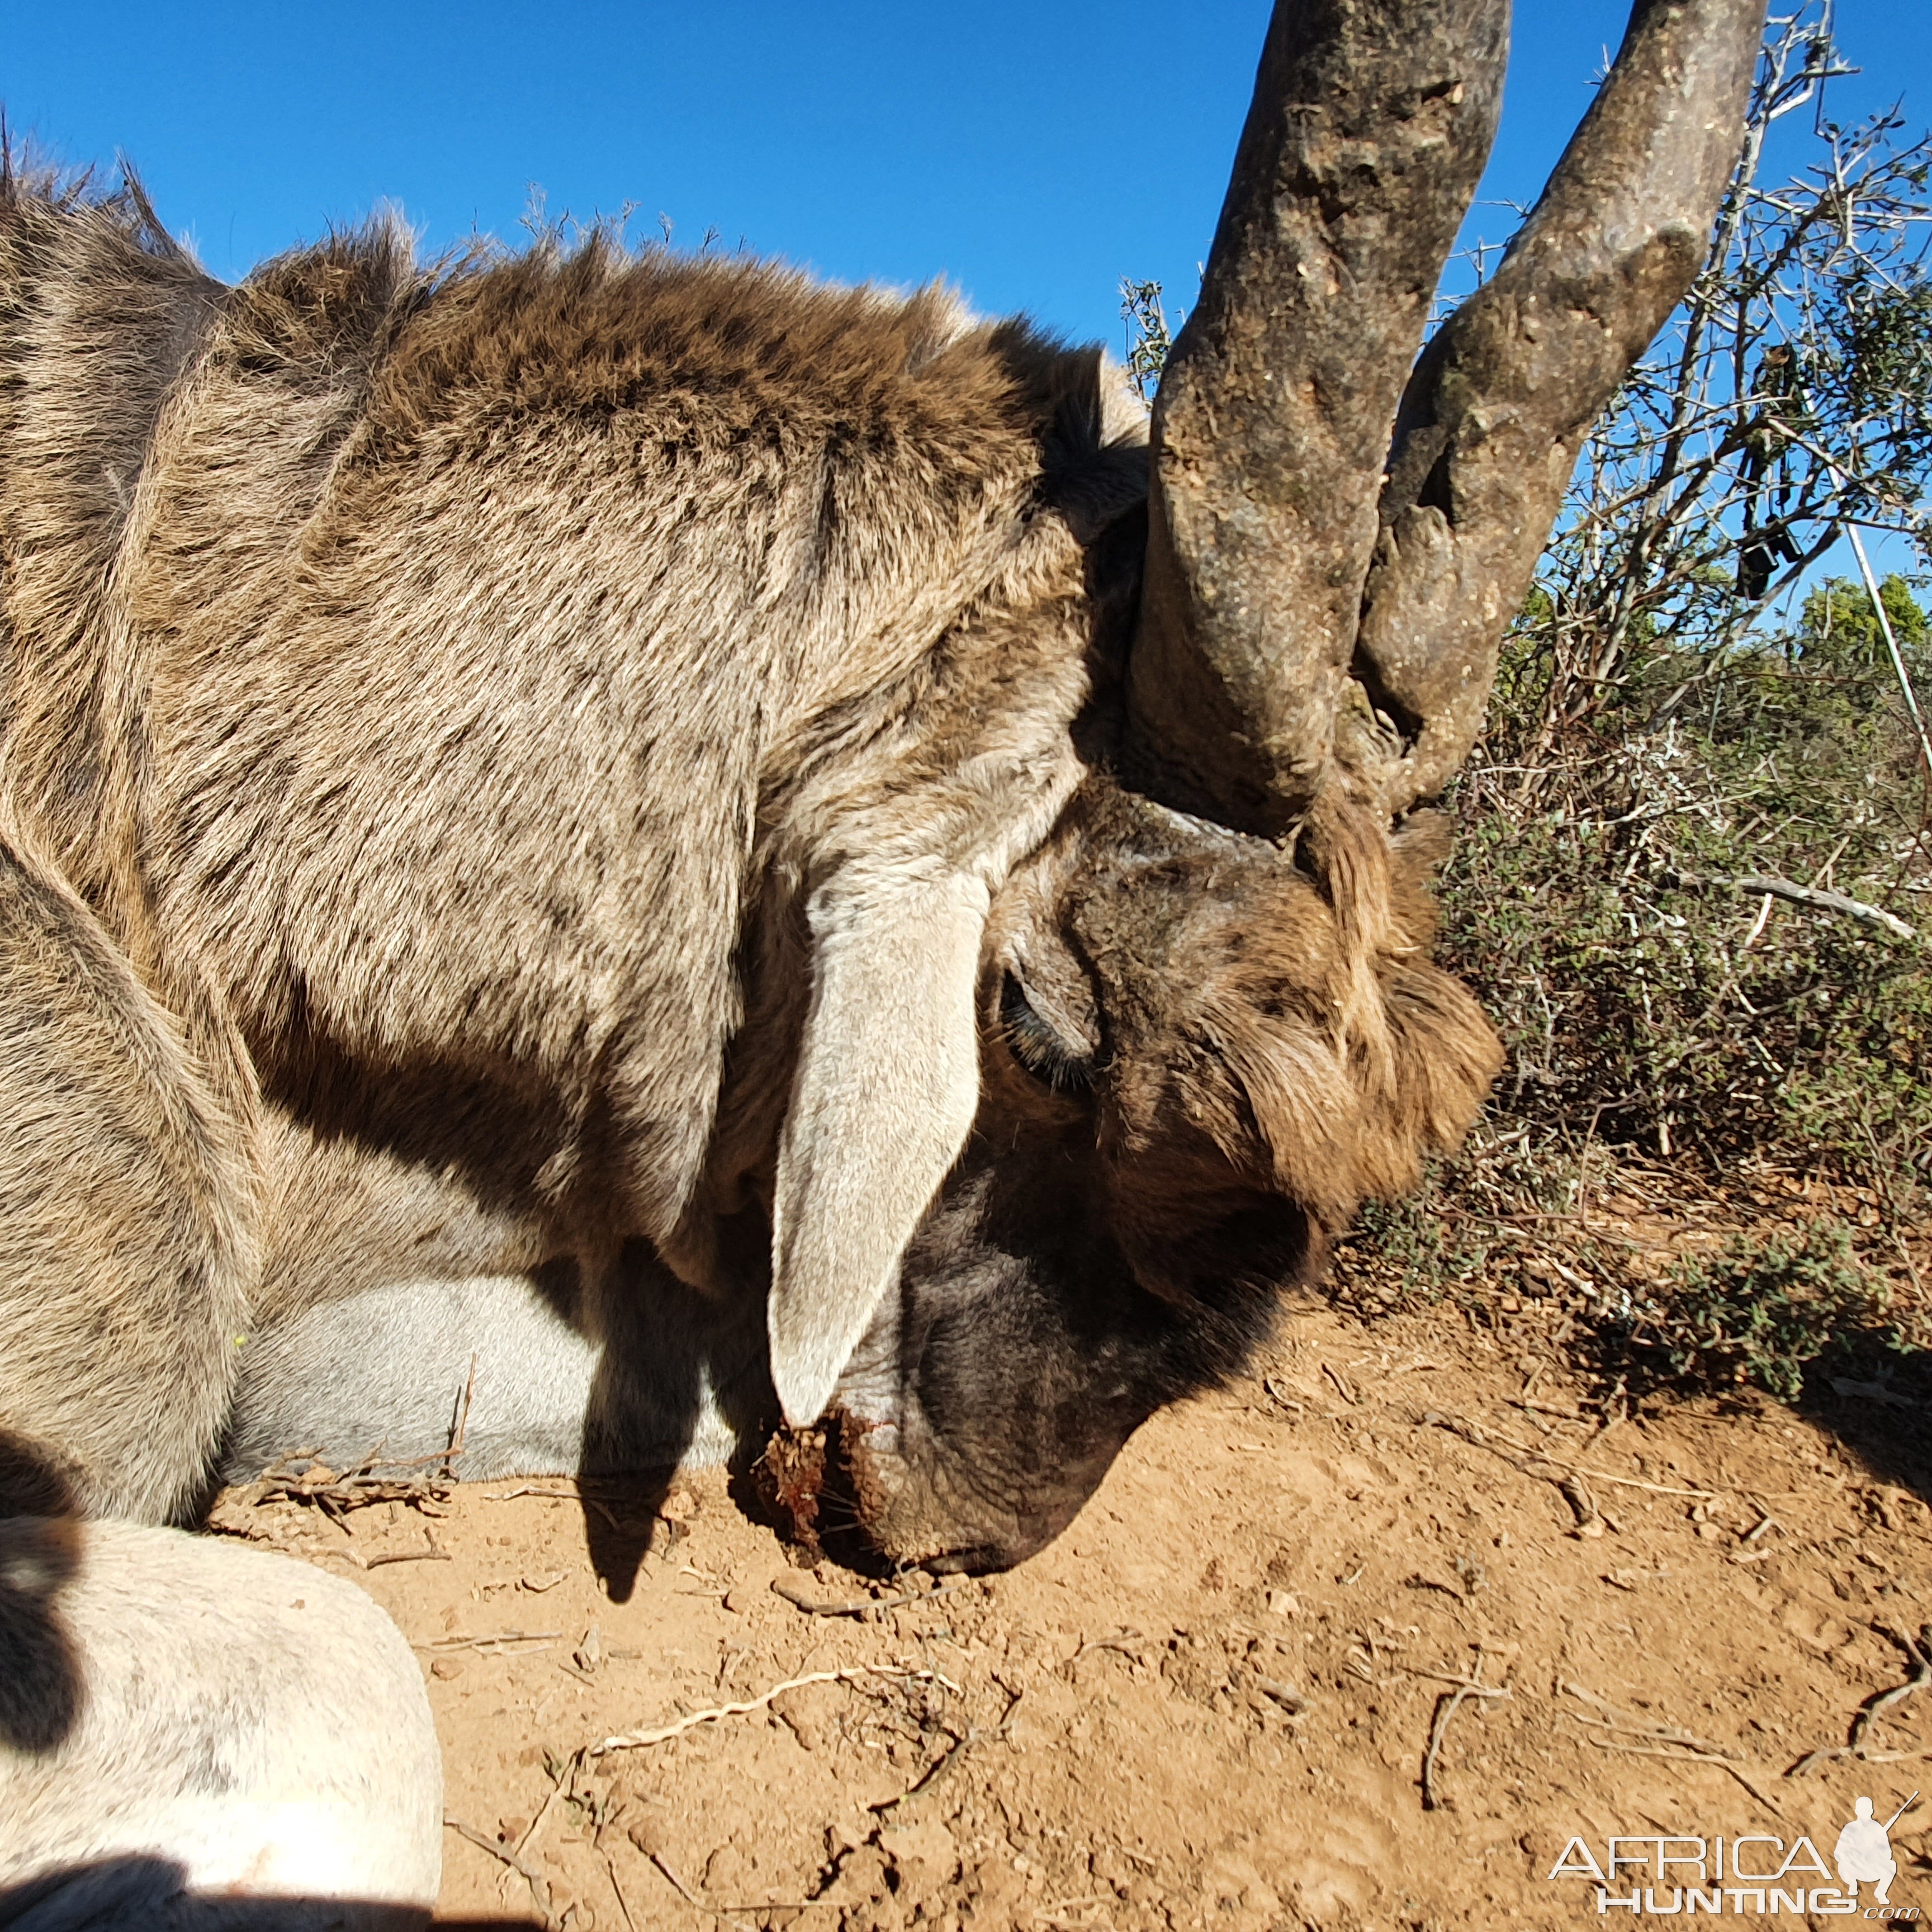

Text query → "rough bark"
[1129,0,1766,833]
[1354,0,1765,816]
[1129,0,1509,834]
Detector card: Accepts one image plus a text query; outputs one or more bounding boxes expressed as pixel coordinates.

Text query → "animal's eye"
[999,972,1094,1096]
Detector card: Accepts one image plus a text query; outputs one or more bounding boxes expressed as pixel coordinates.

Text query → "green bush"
[1436,575,1931,1210]
[1627,1219,1895,1401]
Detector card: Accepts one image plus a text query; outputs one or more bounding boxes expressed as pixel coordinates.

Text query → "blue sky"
[6,2,1927,581]
[8,2,1924,345]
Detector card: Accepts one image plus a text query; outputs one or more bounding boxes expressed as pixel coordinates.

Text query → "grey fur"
[220,1271,756,1485]
[0,1517,441,1919]
[0,183,1143,1523]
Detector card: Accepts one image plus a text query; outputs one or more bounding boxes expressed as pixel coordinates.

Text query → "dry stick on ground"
[589,1664,956,1754]
[871,1679,1027,1820]
[414,1630,562,1654]
[1791,1624,1932,1775]
[1561,1681,1787,1815]
[1074,1631,1148,1660]
[642,1848,704,1908]
[238,1356,481,1522]
[1426,1412,1718,1502]
[363,1536,452,1569]
[602,1852,640,1932]
[444,1816,558,1930]
[1321,1361,1359,1406]
[1420,1661,1510,1812]
[1559,1473,1608,1538]
[482,1483,628,1533]
[770,1574,967,1618]
[869,1731,977,1817]
[503,1663,961,1878]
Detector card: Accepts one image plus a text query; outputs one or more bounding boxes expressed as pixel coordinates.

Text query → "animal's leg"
[0,1516,441,1924]
[225,1275,608,1483]
[221,1265,768,1485]
[0,845,254,1522]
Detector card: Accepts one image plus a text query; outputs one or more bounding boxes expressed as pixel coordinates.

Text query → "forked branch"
[1128,0,1766,835]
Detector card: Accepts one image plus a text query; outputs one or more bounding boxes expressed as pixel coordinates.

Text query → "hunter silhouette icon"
[1836,1792,1916,1904]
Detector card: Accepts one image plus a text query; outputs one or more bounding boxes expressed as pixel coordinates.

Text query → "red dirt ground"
[214,1295,1932,1930]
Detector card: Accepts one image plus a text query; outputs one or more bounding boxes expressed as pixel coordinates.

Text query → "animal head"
[755,0,1763,1568]
[760,784,1502,1570]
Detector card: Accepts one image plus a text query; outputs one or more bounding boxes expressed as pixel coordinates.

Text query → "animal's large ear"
[768,869,989,1427]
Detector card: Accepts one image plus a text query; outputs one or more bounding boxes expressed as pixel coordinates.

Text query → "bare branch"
[1129,0,1509,832]
[1673,870,1918,940]
[1354,0,1765,816]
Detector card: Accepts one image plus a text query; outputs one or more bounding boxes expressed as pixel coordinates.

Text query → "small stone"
[1266,1590,1298,1616]
[430,1657,463,1680]
[723,1585,753,1614]
[498,1816,529,1845]
[659,1488,697,1523]
[704,1844,755,1894]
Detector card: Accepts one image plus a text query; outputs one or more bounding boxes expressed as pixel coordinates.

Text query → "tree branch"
[1353,0,1765,816]
[1129,0,1509,832]
[1673,872,1918,941]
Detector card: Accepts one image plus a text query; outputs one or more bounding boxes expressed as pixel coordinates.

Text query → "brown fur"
[0,169,1494,1529]
[0,177,1144,1510]
[992,792,1499,1276]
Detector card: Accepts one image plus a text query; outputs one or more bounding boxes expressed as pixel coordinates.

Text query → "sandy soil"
[211,1296,1932,1930]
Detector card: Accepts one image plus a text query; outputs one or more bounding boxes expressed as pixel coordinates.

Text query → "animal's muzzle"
[751,1410,1070,1576]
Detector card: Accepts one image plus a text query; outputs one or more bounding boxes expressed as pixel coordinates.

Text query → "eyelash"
[999,972,1095,1096]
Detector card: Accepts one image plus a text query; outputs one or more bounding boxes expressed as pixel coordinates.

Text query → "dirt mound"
[214,1298,1932,1928]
